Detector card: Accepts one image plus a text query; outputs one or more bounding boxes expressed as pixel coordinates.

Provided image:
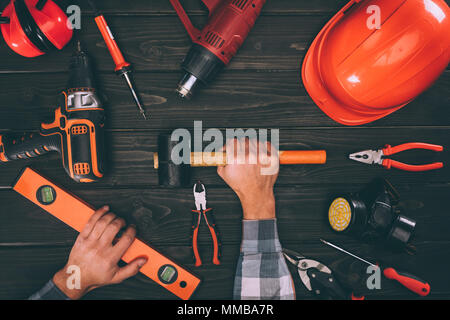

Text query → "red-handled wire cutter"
[191,182,221,267]
[350,143,444,172]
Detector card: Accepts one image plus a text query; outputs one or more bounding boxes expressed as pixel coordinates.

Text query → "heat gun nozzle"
[177,73,200,99]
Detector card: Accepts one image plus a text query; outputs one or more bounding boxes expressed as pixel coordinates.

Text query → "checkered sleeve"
[28,280,70,300]
[234,219,295,300]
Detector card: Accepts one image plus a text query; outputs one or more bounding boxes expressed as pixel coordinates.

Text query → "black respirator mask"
[328,178,416,252]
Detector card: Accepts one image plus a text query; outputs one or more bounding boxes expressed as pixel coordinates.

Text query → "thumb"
[112,258,148,284]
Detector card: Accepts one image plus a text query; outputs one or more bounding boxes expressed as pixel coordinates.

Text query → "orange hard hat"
[302,0,450,126]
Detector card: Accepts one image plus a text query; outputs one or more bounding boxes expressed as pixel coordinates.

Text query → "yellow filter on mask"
[328,197,352,232]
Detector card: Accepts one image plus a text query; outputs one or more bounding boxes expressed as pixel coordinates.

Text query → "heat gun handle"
[0,133,60,162]
[35,0,48,10]
[169,0,202,41]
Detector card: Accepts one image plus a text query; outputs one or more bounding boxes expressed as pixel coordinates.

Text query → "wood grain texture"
[1,184,449,246]
[0,14,333,73]
[1,10,448,73]
[0,128,448,188]
[2,240,449,300]
[1,183,449,299]
[0,71,449,130]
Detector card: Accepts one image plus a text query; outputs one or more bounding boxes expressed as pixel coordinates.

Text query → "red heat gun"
[170,0,266,99]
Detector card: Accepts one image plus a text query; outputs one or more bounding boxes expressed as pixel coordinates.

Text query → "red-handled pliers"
[191,182,221,267]
[350,143,444,172]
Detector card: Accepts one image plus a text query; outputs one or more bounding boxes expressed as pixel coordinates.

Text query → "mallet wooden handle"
[154,151,326,169]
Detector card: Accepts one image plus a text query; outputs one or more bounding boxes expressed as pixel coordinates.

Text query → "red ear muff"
[26,0,73,49]
[1,0,44,57]
[0,0,72,58]
[14,0,57,52]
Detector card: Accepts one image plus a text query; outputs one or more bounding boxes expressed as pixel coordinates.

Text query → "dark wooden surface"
[0,0,449,300]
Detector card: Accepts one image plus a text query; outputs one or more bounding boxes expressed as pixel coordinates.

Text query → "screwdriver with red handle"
[320,239,431,296]
[87,0,147,119]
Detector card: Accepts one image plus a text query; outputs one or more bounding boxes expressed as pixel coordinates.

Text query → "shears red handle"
[382,143,444,172]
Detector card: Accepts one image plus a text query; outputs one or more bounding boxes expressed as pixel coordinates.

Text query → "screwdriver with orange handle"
[320,239,431,297]
[87,0,147,119]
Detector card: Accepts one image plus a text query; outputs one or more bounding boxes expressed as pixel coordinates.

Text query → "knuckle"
[121,233,134,243]
[96,219,108,229]
[97,214,115,226]
[79,232,90,241]
[128,226,137,236]
[105,213,116,220]
[132,265,140,274]
[110,219,124,230]
[108,260,118,269]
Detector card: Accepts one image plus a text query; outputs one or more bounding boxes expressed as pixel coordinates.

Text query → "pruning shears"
[283,248,360,300]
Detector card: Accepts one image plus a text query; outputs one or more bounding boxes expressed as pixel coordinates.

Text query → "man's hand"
[52,206,148,299]
[218,138,279,220]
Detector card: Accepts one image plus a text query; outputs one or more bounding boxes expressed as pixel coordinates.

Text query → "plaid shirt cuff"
[28,280,70,300]
[234,219,295,300]
[241,219,282,253]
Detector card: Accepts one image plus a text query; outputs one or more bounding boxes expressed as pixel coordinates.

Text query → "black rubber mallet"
[154,134,327,187]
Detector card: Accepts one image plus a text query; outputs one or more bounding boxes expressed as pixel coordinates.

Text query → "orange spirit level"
[13,167,201,300]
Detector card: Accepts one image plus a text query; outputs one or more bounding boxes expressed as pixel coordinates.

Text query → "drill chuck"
[66,42,102,110]
[68,42,96,89]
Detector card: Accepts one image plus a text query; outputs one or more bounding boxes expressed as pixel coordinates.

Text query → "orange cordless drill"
[0,41,106,183]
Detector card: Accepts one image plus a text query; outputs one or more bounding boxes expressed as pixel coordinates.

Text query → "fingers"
[80,206,109,238]
[224,138,245,165]
[100,217,126,246]
[112,225,137,259]
[218,139,235,176]
[89,212,117,240]
[111,257,148,284]
[258,140,278,167]
[223,138,263,165]
[217,165,224,178]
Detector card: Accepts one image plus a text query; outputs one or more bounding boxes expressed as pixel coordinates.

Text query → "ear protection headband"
[0,0,73,57]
